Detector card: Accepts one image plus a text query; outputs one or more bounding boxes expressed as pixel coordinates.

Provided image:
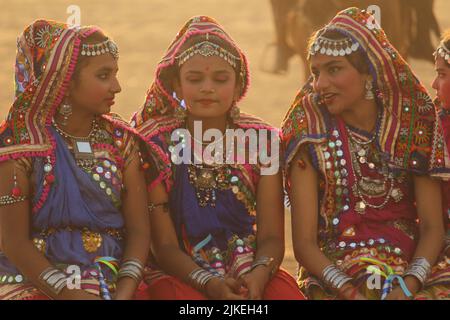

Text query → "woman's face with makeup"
[432,56,450,108]
[68,53,121,116]
[310,54,368,115]
[176,54,239,120]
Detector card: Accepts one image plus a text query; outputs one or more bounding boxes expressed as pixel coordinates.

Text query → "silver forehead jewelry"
[434,41,450,65]
[81,39,119,59]
[176,40,240,68]
[310,34,360,57]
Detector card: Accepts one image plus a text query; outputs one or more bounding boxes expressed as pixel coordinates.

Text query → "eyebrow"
[185,70,231,74]
[97,66,118,72]
[311,60,343,70]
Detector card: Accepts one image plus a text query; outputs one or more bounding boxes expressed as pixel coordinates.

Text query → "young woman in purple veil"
[132,16,304,300]
[0,20,150,300]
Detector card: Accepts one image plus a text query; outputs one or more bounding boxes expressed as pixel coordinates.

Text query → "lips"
[197,99,218,106]
[321,93,338,105]
[105,97,115,106]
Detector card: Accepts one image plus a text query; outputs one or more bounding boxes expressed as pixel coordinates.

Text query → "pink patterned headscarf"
[132,15,250,127]
[282,7,450,179]
[0,20,101,161]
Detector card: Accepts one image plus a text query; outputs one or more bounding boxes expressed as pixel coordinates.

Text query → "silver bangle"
[322,265,337,280]
[322,264,352,290]
[323,265,339,283]
[38,267,68,295]
[121,258,145,269]
[403,257,431,286]
[334,273,352,289]
[118,270,141,282]
[188,268,221,292]
[250,256,276,274]
[118,259,144,283]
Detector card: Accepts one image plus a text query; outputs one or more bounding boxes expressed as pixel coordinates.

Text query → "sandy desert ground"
[0,0,449,277]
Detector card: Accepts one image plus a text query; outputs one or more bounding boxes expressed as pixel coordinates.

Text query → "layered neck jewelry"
[184,121,232,165]
[52,118,99,170]
[171,125,255,212]
[346,125,403,214]
[187,122,230,147]
[174,122,235,207]
[434,40,450,65]
[189,130,233,207]
[52,118,98,140]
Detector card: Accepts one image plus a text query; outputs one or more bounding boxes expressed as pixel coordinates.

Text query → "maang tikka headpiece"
[309,29,360,57]
[175,33,241,68]
[81,38,119,59]
[434,40,450,65]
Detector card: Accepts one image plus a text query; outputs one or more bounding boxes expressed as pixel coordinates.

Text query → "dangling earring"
[11,167,22,198]
[174,98,187,120]
[229,102,240,122]
[58,101,72,126]
[365,79,375,100]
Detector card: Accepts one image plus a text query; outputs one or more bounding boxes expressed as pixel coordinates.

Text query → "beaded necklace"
[345,123,403,214]
[171,125,255,211]
[189,132,233,208]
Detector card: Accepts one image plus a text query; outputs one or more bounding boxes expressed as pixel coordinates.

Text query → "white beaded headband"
[309,34,360,57]
[80,39,119,59]
[434,41,450,65]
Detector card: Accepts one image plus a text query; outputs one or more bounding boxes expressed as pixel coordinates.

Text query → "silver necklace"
[52,119,99,170]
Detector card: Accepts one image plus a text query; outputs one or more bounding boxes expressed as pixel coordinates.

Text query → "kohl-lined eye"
[214,77,229,83]
[97,73,109,80]
[329,66,341,74]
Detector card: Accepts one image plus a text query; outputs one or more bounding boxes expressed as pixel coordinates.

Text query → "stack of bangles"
[188,268,223,292]
[322,264,353,291]
[403,257,431,287]
[248,256,277,277]
[38,266,70,296]
[117,258,145,283]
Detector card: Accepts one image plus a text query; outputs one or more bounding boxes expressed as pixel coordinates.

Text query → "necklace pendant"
[72,140,95,171]
[357,149,367,157]
[197,168,215,188]
[188,165,231,207]
[355,201,366,214]
[73,140,95,161]
[390,188,403,202]
[342,226,356,237]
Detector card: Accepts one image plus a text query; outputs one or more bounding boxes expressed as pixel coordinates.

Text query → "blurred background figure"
[266,0,297,74]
